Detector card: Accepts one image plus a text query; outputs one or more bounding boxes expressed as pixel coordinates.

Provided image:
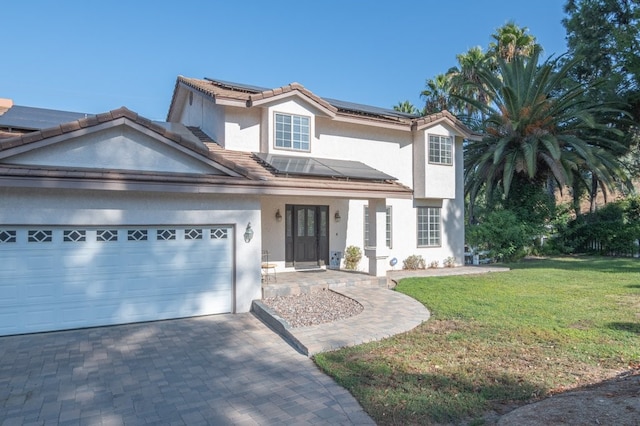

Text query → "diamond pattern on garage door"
[0,226,233,336]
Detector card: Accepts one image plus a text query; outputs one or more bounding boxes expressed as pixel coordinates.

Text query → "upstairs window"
[275,113,310,151]
[429,135,453,165]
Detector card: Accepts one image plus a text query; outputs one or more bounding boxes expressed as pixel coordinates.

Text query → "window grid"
[157,229,176,241]
[275,113,310,151]
[63,230,86,242]
[185,228,203,240]
[0,230,16,243]
[417,207,441,247]
[364,206,392,248]
[429,135,453,165]
[28,230,52,243]
[97,230,118,242]
[211,228,228,239]
[127,230,148,241]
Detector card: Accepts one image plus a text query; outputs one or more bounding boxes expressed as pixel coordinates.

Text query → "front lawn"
[314,257,640,425]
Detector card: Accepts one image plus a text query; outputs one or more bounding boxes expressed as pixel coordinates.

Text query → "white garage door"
[0,226,233,336]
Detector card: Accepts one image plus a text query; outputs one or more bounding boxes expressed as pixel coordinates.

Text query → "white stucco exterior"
[172,82,469,275]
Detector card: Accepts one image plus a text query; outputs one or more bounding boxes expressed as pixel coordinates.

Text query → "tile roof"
[170,76,481,137]
[0,107,412,198]
[171,77,418,126]
[413,110,482,140]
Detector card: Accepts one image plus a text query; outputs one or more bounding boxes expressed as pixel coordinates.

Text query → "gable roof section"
[0,107,244,178]
[413,110,482,140]
[0,108,412,199]
[168,76,479,136]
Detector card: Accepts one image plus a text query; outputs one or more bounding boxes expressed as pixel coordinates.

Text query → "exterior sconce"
[275,209,282,222]
[243,222,254,243]
[334,211,341,222]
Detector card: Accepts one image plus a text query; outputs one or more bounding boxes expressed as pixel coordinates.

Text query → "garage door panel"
[24,281,58,301]
[0,225,234,336]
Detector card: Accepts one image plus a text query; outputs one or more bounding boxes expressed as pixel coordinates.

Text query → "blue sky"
[2,1,568,121]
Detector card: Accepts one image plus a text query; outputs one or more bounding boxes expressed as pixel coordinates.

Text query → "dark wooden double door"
[285,205,329,267]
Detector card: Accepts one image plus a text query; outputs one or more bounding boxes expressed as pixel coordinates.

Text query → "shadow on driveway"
[0,314,373,425]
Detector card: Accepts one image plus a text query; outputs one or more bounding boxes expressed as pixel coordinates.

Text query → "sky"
[2,1,569,121]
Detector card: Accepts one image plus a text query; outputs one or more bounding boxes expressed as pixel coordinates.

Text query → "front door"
[285,205,329,267]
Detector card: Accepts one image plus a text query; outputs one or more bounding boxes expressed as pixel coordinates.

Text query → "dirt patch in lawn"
[489,369,640,425]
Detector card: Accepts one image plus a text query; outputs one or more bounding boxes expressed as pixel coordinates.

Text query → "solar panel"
[254,153,396,181]
[324,98,418,119]
[204,77,418,120]
[0,105,92,130]
[204,78,269,94]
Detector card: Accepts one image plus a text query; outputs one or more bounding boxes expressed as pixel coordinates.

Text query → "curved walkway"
[253,287,431,356]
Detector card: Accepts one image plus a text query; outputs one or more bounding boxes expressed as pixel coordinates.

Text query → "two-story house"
[168,77,477,276]
[0,78,476,336]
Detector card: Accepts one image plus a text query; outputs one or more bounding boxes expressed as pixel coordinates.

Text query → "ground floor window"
[364,205,392,248]
[417,207,441,247]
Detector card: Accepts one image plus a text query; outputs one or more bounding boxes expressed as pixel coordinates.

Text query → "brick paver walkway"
[0,314,374,425]
[254,287,431,356]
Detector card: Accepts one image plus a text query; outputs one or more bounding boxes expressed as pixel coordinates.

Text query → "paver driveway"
[0,313,374,425]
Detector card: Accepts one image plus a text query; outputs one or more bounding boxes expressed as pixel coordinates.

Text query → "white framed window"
[417,207,441,247]
[429,135,453,165]
[364,206,392,248]
[275,113,310,151]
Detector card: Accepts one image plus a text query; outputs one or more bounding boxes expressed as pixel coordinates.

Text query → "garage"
[0,225,234,336]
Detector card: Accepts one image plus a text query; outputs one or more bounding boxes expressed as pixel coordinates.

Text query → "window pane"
[275,113,310,151]
[386,206,392,248]
[297,209,305,237]
[417,207,440,246]
[307,209,315,237]
[320,210,327,237]
[363,206,369,246]
[429,135,452,165]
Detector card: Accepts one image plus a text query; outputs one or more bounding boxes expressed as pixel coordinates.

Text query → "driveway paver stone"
[0,314,374,425]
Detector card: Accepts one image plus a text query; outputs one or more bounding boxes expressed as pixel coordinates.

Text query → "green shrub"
[428,260,439,269]
[343,245,362,270]
[551,196,640,256]
[403,255,426,270]
[443,256,455,268]
[467,209,528,262]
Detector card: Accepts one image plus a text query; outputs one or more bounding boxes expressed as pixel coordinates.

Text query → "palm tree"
[393,100,420,115]
[460,49,630,219]
[420,73,453,114]
[488,21,541,62]
[447,46,492,126]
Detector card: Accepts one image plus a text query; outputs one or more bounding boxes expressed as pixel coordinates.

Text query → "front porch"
[261,269,388,298]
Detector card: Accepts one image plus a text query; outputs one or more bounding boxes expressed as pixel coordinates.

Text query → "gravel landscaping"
[262,289,363,328]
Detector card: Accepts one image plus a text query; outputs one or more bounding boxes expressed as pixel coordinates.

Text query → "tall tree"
[420,73,454,114]
[564,0,640,94]
[393,100,420,115]
[563,0,640,210]
[488,21,541,62]
[448,46,492,126]
[459,49,630,220]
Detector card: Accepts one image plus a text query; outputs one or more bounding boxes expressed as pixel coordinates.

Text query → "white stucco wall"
[181,90,466,272]
[223,107,261,152]
[7,126,222,175]
[176,93,227,146]
[261,194,464,274]
[414,124,458,199]
[0,187,262,313]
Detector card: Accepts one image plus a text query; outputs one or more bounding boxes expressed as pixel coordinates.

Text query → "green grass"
[314,257,640,425]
